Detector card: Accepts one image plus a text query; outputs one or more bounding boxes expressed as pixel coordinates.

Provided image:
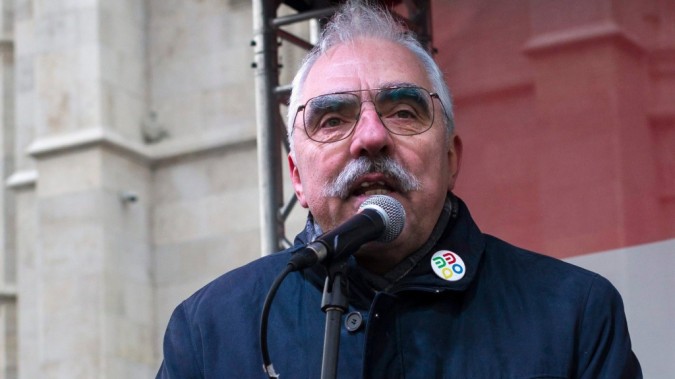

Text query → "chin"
[355,236,406,259]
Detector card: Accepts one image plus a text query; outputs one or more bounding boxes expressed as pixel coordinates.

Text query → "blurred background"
[0,0,673,377]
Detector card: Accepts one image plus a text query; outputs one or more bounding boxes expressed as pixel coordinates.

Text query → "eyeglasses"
[293,86,441,143]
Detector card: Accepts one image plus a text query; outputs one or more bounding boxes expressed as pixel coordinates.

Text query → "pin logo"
[431,250,466,282]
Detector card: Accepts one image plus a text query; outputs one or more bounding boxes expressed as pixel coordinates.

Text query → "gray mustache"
[323,156,421,199]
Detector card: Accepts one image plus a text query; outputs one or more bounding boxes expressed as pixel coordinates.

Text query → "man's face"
[288,38,462,272]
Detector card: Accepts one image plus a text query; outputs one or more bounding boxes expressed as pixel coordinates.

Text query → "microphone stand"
[320,259,349,379]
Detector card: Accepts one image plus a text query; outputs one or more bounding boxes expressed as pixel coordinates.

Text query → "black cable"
[260,263,294,379]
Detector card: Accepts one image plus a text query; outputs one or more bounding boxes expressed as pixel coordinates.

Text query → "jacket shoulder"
[484,234,599,277]
[481,234,621,302]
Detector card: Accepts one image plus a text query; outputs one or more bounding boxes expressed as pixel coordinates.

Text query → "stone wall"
[0,0,16,377]
[1,0,294,377]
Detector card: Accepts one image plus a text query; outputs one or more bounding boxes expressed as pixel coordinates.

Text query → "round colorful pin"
[430,250,466,282]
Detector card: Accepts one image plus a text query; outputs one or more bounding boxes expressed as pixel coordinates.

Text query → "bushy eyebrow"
[318,82,422,96]
[308,93,354,110]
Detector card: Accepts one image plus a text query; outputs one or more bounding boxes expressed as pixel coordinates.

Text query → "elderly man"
[157,1,641,378]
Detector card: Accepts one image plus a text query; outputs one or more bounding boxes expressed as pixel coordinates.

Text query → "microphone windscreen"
[359,195,406,243]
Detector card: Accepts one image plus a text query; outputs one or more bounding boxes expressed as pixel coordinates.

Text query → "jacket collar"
[392,195,486,292]
[292,194,486,300]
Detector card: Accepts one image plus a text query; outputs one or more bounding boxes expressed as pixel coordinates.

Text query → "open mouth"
[350,179,397,197]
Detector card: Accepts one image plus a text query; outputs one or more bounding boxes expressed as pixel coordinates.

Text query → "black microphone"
[288,195,406,271]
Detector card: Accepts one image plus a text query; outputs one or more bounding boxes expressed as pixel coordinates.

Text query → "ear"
[447,134,463,191]
[288,153,309,208]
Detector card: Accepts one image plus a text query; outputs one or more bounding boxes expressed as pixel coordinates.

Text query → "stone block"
[39,272,101,364]
[34,48,102,135]
[107,358,156,379]
[105,314,155,363]
[153,188,260,247]
[147,0,256,145]
[99,146,150,199]
[102,269,153,325]
[103,228,151,282]
[154,229,262,287]
[33,6,98,53]
[37,191,105,268]
[36,147,100,192]
[153,145,258,203]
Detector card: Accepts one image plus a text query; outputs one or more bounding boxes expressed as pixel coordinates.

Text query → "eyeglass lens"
[303,87,434,143]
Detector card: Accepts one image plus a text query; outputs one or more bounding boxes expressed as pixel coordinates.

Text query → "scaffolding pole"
[253,0,285,254]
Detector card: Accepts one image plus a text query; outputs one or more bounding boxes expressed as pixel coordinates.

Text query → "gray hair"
[286,0,455,153]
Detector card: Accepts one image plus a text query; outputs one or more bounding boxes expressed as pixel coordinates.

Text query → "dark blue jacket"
[157,198,641,378]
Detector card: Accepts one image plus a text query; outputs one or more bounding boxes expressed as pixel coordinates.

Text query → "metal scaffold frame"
[252,0,434,255]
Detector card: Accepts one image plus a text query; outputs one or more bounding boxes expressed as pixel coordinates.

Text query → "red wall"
[432,0,675,258]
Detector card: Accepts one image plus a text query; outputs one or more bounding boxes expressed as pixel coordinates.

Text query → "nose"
[349,103,394,158]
